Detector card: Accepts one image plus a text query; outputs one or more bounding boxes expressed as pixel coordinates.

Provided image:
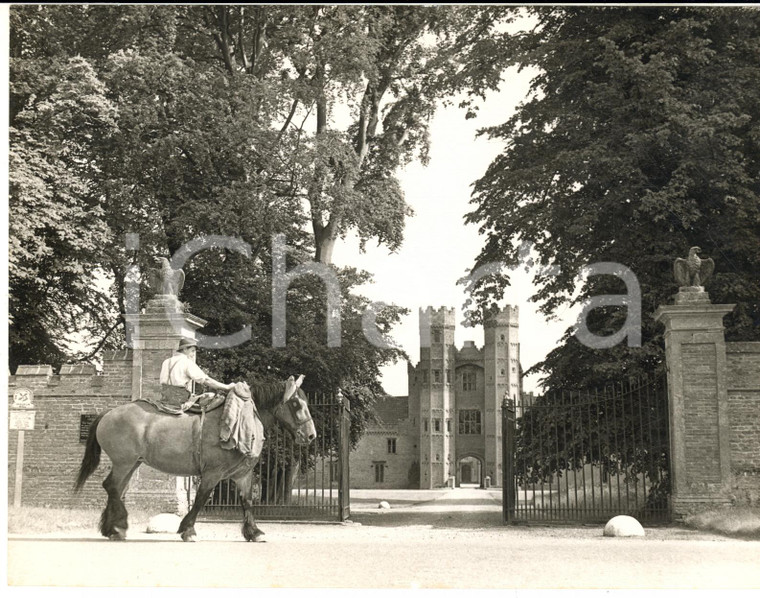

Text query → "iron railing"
[199,393,350,521]
[503,373,670,524]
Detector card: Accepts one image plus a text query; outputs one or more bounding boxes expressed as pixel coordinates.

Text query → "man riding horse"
[159,337,233,412]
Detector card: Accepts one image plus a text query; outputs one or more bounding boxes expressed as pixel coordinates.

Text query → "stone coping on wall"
[726,342,760,353]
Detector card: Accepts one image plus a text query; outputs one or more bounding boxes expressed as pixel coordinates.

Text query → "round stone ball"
[378,500,391,510]
[146,513,182,533]
[603,515,645,537]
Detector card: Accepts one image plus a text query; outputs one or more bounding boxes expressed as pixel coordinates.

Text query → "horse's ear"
[295,374,304,388]
[283,376,297,401]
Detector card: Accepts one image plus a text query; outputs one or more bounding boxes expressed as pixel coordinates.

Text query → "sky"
[332,67,582,396]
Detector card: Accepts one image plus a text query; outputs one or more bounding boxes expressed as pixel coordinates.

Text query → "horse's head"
[273,375,317,446]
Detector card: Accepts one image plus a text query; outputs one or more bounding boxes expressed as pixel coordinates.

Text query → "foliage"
[9,53,120,371]
[458,8,760,502]
[9,5,443,442]
[462,6,760,390]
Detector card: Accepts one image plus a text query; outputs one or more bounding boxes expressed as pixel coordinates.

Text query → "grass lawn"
[8,506,156,535]
[684,505,760,539]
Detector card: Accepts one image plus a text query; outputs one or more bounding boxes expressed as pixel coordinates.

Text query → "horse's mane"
[247,380,286,410]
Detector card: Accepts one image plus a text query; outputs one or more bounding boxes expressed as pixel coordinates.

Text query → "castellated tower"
[417,306,456,489]
[483,305,520,487]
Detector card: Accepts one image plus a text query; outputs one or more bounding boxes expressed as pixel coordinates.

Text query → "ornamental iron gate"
[502,373,670,524]
[199,392,350,521]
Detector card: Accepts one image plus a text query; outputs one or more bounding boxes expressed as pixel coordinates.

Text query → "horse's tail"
[74,411,107,492]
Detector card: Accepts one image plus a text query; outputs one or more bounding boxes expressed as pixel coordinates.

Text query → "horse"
[74,376,316,542]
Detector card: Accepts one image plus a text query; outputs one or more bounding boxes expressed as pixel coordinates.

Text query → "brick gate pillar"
[655,288,735,519]
[122,294,207,514]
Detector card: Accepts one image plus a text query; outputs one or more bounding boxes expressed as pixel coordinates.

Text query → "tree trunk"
[313,220,337,264]
[315,236,336,265]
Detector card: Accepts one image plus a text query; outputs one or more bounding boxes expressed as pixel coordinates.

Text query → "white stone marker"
[603,515,645,537]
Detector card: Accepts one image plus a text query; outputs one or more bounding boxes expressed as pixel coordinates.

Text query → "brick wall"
[726,342,760,505]
[8,352,186,513]
[8,356,131,509]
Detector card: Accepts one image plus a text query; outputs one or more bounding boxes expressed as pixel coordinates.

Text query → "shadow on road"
[351,509,504,529]
[350,487,504,529]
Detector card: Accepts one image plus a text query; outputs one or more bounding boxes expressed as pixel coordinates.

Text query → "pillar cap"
[654,302,735,323]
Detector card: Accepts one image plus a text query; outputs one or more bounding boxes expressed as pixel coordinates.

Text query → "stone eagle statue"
[147,257,185,297]
[674,246,714,288]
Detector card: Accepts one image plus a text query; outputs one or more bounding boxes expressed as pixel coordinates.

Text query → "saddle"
[140,386,226,415]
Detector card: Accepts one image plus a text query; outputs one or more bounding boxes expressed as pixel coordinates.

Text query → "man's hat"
[177,338,198,352]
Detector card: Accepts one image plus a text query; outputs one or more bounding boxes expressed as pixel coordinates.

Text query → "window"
[446,369,451,384]
[433,369,441,383]
[424,419,428,432]
[446,419,451,432]
[459,409,482,435]
[500,368,506,375]
[433,329,441,343]
[434,418,441,432]
[422,370,429,383]
[500,334,505,341]
[462,371,477,391]
[374,462,385,483]
[387,438,397,454]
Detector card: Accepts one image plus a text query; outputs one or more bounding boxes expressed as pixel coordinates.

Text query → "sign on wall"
[9,410,36,430]
[10,388,36,508]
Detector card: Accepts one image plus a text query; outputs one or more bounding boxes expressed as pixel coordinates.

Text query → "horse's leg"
[118,461,142,501]
[232,469,265,542]
[177,474,221,542]
[100,460,140,540]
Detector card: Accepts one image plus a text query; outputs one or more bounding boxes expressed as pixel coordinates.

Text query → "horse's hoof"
[181,530,197,542]
[109,528,127,541]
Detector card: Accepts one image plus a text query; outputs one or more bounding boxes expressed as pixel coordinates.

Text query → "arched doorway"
[457,455,483,487]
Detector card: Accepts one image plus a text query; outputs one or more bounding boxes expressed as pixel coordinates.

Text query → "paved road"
[9,487,760,589]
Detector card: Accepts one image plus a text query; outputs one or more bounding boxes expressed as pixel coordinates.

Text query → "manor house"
[351,305,523,489]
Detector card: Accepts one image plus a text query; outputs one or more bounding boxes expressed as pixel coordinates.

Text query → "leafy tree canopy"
[462,6,760,390]
[8,5,487,440]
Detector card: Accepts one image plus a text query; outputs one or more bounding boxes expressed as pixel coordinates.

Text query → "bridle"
[273,390,313,437]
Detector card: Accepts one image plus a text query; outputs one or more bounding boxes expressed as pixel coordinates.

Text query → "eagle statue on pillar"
[674,246,714,289]
[147,257,185,297]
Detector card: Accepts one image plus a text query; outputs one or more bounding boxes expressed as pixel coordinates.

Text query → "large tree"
[9,52,119,370]
[10,5,464,441]
[463,6,760,390]
[458,6,760,505]
[182,5,470,263]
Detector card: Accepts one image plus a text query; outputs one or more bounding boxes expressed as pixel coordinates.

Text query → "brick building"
[351,305,522,489]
